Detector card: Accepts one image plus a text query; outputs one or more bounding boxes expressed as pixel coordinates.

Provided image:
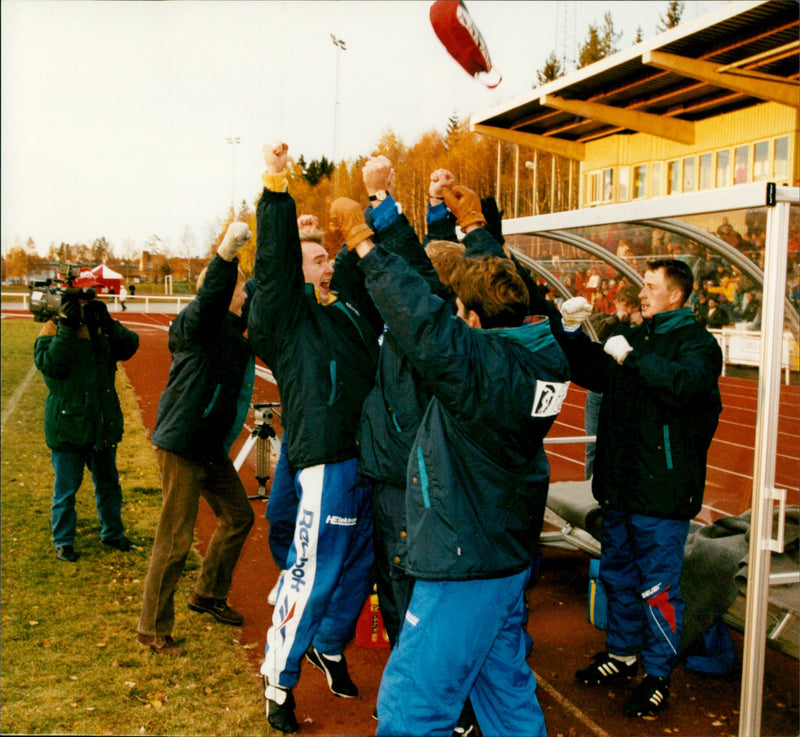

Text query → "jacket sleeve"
[330,246,385,340]
[34,322,79,379]
[107,321,140,362]
[248,189,303,363]
[422,202,458,245]
[553,327,609,393]
[179,254,240,344]
[625,328,722,407]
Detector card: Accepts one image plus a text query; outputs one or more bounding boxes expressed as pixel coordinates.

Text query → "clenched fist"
[329,198,374,251]
[217,221,252,261]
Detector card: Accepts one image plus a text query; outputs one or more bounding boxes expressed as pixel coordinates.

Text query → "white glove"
[217,222,251,261]
[560,297,593,331]
[604,335,634,364]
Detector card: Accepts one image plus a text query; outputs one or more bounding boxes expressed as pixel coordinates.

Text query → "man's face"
[639,268,682,319]
[302,241,334,303]
[615,299,641,325]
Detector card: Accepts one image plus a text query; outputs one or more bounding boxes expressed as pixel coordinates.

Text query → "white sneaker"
[267,572,284,606]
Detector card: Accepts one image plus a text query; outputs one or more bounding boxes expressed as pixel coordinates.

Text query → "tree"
[657,1,685,32]
[92,236,110,264]
[536,51,565,86]
[577,12,621,68]
[298,155,335,186]
[634,26,643,44]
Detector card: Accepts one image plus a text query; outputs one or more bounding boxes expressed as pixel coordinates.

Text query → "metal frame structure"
[503,181,798,737]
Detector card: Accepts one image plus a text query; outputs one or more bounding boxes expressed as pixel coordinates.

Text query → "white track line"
[535,673,613,737]
[2,363,38,433]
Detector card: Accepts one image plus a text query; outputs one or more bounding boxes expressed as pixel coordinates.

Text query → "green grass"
[0,320,273,735]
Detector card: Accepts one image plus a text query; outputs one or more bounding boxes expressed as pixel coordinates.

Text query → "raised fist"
[297,214,319,232]
[559,296,593,331]
[442,185,486,231]
[263,141,289,173]
[362,155,395,196]
[329,198,374,251]
[217,221,252,261]
[429,169,455,199]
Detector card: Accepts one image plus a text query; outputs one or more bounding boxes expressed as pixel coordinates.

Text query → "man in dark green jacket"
[34,292,140,563]
[558,258,722,719]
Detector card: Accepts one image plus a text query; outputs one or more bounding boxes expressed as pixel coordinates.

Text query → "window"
[667,160,680,195]
[699,153,713,190]
[683,156,696,192]
[716,150,731,188]
[753,140,769,181]
[633,164,647,199]
[618,167,629,201]
[652,162,663,197]
[774,136,789,181]
[734,145,749,184]
[603,168,614,202]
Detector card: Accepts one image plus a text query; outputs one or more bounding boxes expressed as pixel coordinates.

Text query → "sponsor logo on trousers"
[290,509,314,593]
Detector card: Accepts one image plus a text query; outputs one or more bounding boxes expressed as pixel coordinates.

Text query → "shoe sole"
[305,651,358,698]
[187,602,243,626]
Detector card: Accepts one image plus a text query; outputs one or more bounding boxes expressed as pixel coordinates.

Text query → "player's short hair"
[647,258,694,304]
[451,256,529,329]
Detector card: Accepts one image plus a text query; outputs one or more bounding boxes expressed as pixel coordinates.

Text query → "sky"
[1,0,726,257]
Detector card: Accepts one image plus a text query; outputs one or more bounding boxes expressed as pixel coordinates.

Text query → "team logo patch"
[531,380,569,417]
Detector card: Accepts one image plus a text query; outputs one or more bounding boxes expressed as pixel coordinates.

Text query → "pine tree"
[578,12,621,68]
[536,51,565,86]
[658,1,685,32]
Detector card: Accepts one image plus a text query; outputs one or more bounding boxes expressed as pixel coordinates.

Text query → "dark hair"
[615,284,640,308]
[646,258,693,304]
[451,256,529,329]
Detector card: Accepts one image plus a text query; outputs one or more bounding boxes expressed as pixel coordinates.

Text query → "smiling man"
[556,258,723,719]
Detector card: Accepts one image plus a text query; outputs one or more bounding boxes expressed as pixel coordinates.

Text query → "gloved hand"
[329,198,374,251]
[56,299,82,330]
[442,185,487,231]
[82,299,114,333]
[604,335,634,364]
[217,221,252,261]
[560,296,593,331]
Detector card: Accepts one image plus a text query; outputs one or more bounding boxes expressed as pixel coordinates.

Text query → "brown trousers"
[138,449,255,637]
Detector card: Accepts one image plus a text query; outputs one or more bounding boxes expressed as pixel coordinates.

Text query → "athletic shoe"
[267,572,284,606]
[55,545,79,562]
[305,645,358,698]
[102,536,139,552]
[188,594,244,626]
[264,676,298,733]
[576,651,638,685]
[624,675,670,717]
[453,698,476,736]
[136,632,186,657]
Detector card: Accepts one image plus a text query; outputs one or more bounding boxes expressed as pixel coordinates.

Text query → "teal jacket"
[34,317,139,451]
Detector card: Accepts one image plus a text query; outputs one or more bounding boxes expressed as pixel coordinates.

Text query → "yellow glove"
[443,185,487,231]
[329,198,374,251]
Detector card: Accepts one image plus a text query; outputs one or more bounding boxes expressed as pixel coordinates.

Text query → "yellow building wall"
[582,102,798,184]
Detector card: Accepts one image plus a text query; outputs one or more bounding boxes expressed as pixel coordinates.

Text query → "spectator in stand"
[34,291,140,562]
[717,217,744,249]
[137,223,255,657]
[693,290,710,325]
[705,296,731,329]
[692,248,723,286]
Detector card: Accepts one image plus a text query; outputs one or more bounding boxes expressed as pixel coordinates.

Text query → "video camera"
[28,263,96,323]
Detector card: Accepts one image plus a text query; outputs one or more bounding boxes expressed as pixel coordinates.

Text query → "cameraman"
[34,290,140,562]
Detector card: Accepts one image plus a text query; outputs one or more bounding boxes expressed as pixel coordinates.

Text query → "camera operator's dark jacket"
[150,255,251,466]
[557,307,722,519]
[34,316,139,452]
[248,188,380,470]
[359,245,571,580]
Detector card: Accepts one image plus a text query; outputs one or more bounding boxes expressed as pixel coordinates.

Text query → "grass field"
[0,319,273,736]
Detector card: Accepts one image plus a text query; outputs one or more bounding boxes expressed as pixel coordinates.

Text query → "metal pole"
[331,35,346,194]
[737,189,792,737]
[226,137,240,212]
[514,144,520,219]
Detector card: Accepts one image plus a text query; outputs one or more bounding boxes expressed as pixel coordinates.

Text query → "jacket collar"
[482,317,556,353]
[651,306,695,334]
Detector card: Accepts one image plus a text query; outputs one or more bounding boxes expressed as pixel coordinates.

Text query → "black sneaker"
[576,651,638,685]
[624,675,670,717]
[55,545,79,562]
[102,536,139,552]
[264,676,298,733]
[453,698,476,736]
[305,645,358,698]
[188,594,244,626]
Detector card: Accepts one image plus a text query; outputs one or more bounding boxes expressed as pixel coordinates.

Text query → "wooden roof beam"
[470,124,585,160]
[642,50,799,108]
[539,94,695,145]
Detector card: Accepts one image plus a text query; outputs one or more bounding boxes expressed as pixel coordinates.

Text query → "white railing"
[1,292,195,314]
[708,327,798,385]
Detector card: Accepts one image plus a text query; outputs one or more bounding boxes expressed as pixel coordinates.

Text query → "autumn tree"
[92,236,111,264]
[578,12,621,68]
[657,1,685,32]
[536,51,565,86]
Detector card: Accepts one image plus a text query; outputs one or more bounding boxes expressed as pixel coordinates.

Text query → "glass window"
[699,153,713,190]
[716,150,731,188]
[683,157,696,192]
[603,168,613,202]
[774,136,789,181]
[633,164,647,199]
[734,145,749,184]
[652,162,662,197]
[753,140,769,181]
[667,160,680,195]
[618,167,629,201]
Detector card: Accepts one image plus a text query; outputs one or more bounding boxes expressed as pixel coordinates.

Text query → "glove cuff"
[262,169,289,192]
[458,211,487,230]
[561,322,582,333]
[345,224,375,251]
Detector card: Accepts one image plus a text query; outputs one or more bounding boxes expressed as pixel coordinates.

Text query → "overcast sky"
[1,0,726,257]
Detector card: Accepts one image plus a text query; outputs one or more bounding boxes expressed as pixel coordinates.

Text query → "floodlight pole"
[226,136,240,213]
[331,35,346,194]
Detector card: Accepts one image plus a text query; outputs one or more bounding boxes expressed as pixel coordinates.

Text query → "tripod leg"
[233,431,259,472]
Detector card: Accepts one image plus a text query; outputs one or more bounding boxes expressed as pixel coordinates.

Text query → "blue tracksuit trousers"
[377,570,546,737]
[260,458,374,688]
[600,508,690,677]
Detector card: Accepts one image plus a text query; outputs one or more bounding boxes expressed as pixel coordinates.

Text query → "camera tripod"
[233,402,281,501]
